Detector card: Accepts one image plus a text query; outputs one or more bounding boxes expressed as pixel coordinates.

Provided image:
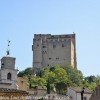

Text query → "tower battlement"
[34,34,75,39]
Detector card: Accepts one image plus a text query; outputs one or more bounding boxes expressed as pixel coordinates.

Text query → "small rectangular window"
[32,45,33,51]
[84,97,87,100]
[43,51,46,54]
[1,61,4,65]
[56,57,59,60]
[21,81,24,84]
[51,36,54,38]
[62,44,64,47]
[49,58,51,60]
[48,64,49,66]
[43,46,46,48]
[53,44,56,48]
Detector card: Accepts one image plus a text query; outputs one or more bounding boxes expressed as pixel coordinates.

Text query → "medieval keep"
[32,33,77,74]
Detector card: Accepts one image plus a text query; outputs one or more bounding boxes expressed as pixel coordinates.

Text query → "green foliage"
[18,65,84,93]
[95,75,100,85]
[48,66,68,94]
[55,82,67,94]
[85,75,97,84]
[63,65,83,86]
[18,67,32,77]
[83,75,100,90]
[53,66,68,82]
[42,67,50,80]
[82,80,90,88]
[17,71,25,77]
[47,78,50,94]
[88,83,97,90]
[31,76,46,87]
[18,65,100,93]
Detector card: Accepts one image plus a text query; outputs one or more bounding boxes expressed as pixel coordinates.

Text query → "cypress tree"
[47,78,50,94]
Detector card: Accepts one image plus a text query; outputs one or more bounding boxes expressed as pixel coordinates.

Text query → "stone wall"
[89,85,100,100]
[32,34,77,74]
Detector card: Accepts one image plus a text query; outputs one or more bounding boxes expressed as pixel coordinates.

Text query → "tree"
[17,65,85,93]
[95,75,100,85]
[49,66,68,94]
[63,65,83,86]
[17,67,32,77]
[17,71,25,77]
[88,83,97,90]
[47,78,50,94]
[42,67,50,80]
[55,82,67,94]
[84,75,97,84]
[31,76,46,87]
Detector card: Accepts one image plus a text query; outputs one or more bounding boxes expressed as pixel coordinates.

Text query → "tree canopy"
[17,65,100,94]
[17,65,86,94]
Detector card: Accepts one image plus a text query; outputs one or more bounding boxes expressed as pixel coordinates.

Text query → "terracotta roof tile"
[0,88,28,94]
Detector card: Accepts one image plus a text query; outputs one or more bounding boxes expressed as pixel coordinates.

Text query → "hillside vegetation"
[18,65,100,94]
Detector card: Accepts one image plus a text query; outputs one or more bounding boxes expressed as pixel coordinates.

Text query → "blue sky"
[0,0,100,76]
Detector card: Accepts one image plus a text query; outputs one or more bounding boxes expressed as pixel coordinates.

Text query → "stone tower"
[0,56,17,89]
[0,41,17,89]
[32,34,77,74]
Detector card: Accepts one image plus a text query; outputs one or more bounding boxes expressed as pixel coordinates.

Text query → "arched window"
[7,73,11,80]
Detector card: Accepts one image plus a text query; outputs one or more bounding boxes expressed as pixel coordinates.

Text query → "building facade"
[67,87,93,100]
[0,56,17,89]
[0,55,28,99]
[17,77,28,91]
[32,34,77,74]
[89,85,100,100]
